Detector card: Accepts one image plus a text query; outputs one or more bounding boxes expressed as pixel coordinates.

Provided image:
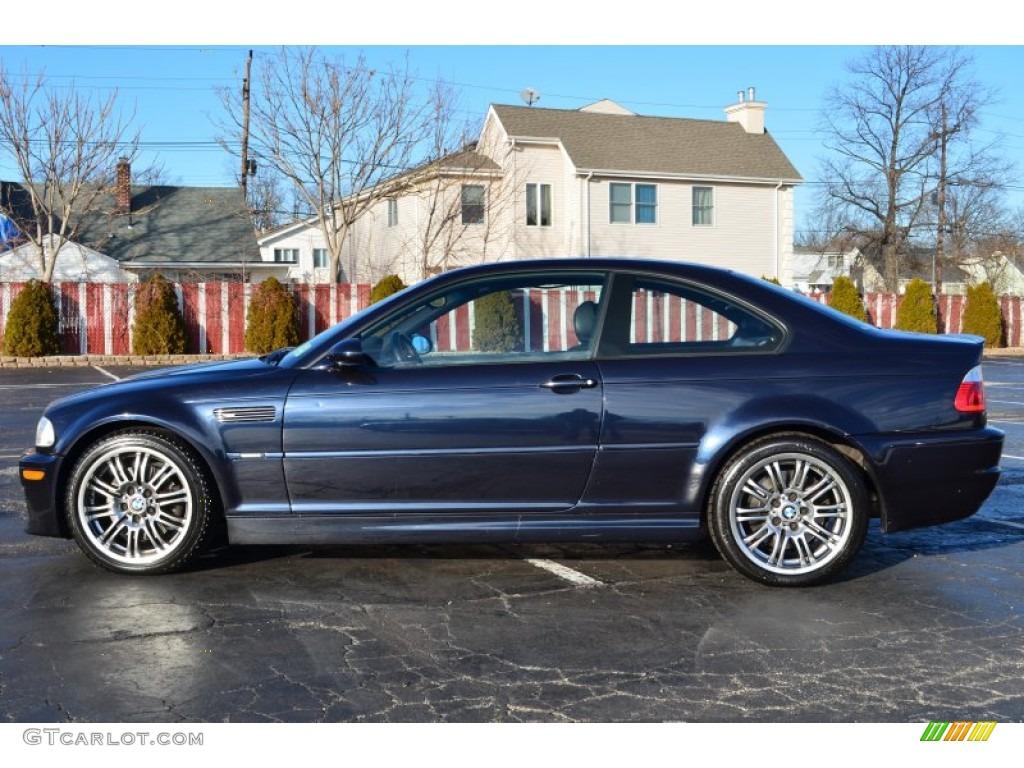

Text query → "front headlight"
[35,417,55,450]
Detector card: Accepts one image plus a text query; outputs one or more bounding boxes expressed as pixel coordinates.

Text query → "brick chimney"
[724,86,766,134]
[115,157,131,214]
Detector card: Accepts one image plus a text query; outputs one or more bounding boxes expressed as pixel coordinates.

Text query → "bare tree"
[817,46,996,291]
[246,169,287,234]
[218,47,442,282]
[0,62,140,283]
[382,81,517,279]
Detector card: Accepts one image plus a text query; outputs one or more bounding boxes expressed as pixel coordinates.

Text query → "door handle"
[540,374,599,393]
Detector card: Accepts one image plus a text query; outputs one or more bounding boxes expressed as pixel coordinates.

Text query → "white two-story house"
[258,89,803,285]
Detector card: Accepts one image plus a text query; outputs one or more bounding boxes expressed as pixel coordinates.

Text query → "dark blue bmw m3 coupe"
[20,259,1004,585]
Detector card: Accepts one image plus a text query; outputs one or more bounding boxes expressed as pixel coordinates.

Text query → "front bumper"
[858,427,1004,533]
[19,451,67,538]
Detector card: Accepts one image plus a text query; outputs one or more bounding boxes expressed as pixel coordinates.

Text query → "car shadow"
[179,516,1023,585]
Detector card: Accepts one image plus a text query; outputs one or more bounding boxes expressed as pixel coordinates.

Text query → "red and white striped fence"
[1,282,1022,356]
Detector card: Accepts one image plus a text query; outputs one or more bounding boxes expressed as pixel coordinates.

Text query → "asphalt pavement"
[0,361,1022,723]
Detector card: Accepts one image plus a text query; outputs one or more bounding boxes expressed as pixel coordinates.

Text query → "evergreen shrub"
[961,282,1003,348]
[245,277,299,354]
[895,278,937,334]
[473,291,521,353]
[829,275,869,323]
[370,274,406,304]
[2,279,60,357]
[132,274,187,354]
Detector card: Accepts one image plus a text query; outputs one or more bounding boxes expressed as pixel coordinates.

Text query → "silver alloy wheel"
[727,451,854,576]
[74,444,194,566]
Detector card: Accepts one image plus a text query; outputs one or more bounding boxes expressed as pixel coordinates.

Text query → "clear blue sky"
[2,4,1023,237]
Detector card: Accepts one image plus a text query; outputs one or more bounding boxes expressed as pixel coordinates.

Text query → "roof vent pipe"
[748,87,756,101]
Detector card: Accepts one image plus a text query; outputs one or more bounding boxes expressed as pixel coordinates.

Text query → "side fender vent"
[214,406,277,424]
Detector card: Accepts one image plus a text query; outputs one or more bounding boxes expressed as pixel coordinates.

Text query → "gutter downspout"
[585,172,594,258]
[774,182,783,280]
[509,138,517,264]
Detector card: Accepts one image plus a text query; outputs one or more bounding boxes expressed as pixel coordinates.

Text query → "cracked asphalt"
[1,362,1022,723]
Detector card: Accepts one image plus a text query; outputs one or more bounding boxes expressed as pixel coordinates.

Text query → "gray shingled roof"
[435,147,501,173]
[1,182,259,265]
[491,104,802,181]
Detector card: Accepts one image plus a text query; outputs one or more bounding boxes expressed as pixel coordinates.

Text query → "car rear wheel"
[708,435,868,587]
[66,430,216,574]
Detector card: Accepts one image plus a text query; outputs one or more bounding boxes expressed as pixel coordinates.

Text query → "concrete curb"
[3,350,1023,369]
[0,354,252,368]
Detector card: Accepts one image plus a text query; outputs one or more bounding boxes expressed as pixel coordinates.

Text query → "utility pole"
[934,102,948,294]
[239,50,253,204]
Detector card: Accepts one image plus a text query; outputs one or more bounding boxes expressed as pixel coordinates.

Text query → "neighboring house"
[959,252,1024,296]
[860,253,973,295]
[790,245,862,293]
[0,160,267,283]
[259,89,803,285]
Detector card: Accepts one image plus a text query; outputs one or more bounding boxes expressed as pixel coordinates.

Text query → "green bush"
[132,274,187,355]
[2,280,60,357]
[473,290,521,353]
[761,275,781,285]
[895,278,937,334]
[245,277,299,354]
[370,274,406,304]
[828,275,869,323]
[961,281,1003,348]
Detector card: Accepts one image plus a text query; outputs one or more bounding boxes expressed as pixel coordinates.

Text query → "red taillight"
[954,366,986,413]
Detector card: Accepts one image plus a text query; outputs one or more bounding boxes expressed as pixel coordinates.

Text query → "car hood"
[119,357,267,381]
[45,358,284,412]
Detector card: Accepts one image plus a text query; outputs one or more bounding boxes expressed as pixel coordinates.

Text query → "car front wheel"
[708,435,869,587]
[66,430,216,574]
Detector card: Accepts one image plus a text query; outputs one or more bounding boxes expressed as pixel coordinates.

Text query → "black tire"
[707,435,869,587]
[65,430,217,575]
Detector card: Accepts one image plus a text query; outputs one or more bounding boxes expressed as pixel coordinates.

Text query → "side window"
[602,276,782,356]
[361,273,606,367]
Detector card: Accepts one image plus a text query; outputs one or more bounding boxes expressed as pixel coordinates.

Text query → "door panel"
[283,362,603,514]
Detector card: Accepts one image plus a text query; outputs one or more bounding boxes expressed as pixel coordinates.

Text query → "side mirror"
[325,338,374,369]
[410,334,433,355]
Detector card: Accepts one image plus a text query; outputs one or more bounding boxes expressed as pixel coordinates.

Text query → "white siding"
[258,225,331,282]
[0,241,136,282]
[578,178,781,277]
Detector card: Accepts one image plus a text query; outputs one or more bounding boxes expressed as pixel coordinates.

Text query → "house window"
[609,183,632,223]
[313,248,328,269]
[273,248,299,263]
[610,182,657,224]
[525,183,552,227]
[636,184,657,224]
[387,199,399,228]
[826,254,843,269]
[692,186,714,226]
[461,184,485,225]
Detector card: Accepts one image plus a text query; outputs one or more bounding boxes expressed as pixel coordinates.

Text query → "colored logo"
[921,721,997,742]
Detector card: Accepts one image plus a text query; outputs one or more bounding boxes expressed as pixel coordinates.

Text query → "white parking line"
[1002,454,1024,461]
[92,366,121,381]
[989,399,1024,407]
[0,383,88,389]
[524,558,604,588]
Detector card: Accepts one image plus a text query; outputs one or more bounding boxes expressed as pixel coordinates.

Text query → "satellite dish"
[520,88,541,106]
